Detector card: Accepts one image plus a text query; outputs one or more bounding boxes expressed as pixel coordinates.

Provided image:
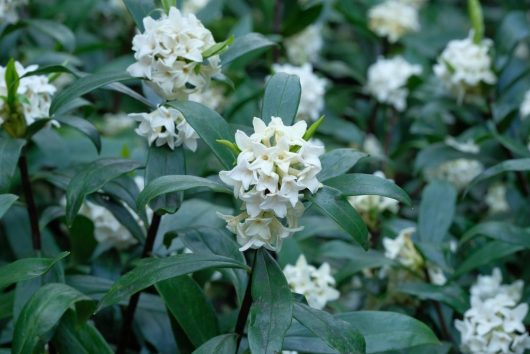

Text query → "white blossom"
[486,184,510,214]
[363,134,385,158]
[129,106,199,151]
[127,7,221,100]
[272,63,326,121]
[348,171,400,215]
[520,90,530,119]
[188,84,225,112]
[100,112,135,136]
[284,25,323,65]
[445,137,480,154]
[0,61,56,127]
[219,116,324,251]
[399,0,427,8]
[425,159,484,191]
[434,33,496,102]
[182,0,210,14]
[283,255,340,310]
[365,56,422,111]
[368,0,419,43]
[383,227,424,272]
[0,0,27,24]
[427,264,447,286]
[470,268,524,304]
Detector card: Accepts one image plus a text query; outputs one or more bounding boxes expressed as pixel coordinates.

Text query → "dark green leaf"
[12,283,94,354]
[65,158,142,226]
[202,35,235,58]
[26,20,76,51]
[220,32,276,66]
[0,193,18,219]
[5,58,20,107]
[310,186,369,250]
[293,302,365,353]
[123,0,157,32]
[317,149,366,181]
[261,73,301,125]
[166,100,236,169]
[396,282,469,314]
[460,221,530,248]
[496,11,530,53]
[97,254,249,311]
[248,249,293,354]
[418,181,456,243]
[0,252,70,290]
[454,241,523,277]
[56,116,101,153]
[0,137,25,193]
[467,158,530,189]
[192,334,238,354]
[156,275,219,347]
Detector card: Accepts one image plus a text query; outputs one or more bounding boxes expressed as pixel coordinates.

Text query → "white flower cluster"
[127,7,221,100]
[79,201,138,250]
[434,34,496,102]
[363,134,385,158]
[188,84,225,112]
[284,25,323,65]
[283,255,340,310]
[486,184,510,214]
[383,227,424,273]
[129,106,199,151]
[100,112,135,136]
[272,63,326,122]
[0,61,56,127]
[182,0,210,14]
[365,56,422,111]
[425,159,484,191]
[456,268,530,354]
[368,0,420,43]
[520,90,530,119]
[219,117,324,251]
[348,171,400,215]
[0,0,26,24]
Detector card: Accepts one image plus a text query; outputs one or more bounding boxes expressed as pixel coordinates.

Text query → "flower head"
[383,227,424,272]
[486,184,509,214]
[424,159,484,191]
[0,0,27,24]
[348,171,400,220]
[365,56,422,111]
[284,25,323,65]
[368,0,419,43]
[127,7,221,100]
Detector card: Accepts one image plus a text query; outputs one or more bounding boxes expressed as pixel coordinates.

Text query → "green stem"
[235,249,257,351]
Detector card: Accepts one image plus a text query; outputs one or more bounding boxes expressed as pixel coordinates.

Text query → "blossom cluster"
[0,0,27,24]
[272,63,326,122]
[348,171,400,217]
[283,255,340,310]
[368,0,420,43]
[129,106,199,151]
[486,184,510,214]
[425,159,484,191]
[219,117,324,251]
[456,268,530,354]
[365,56,422,111]
[434,33,496,102]
[127,7,221,100]
[284,25,323,65]
[0,61,56,127]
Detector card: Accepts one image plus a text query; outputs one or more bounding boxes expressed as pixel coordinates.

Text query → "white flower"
[486,184,510,214]
[271,63,326,121]
[0,61,56,128]
[398,0,427,8]
[383,227,424,272]
[425,159,484,191]
[434,33,496,102]
[100,112,135,135]
[182,0,210,14]
[283,255,340,310]
[445,137,480,154]
[129,106,199,151]
[79,201,138,250]
[470,268,524,304]
[127,7,221,100]
[219,117,322,250]
[368,0,419,43]
[348,171,400,214]
[363,134,385,158]
[284,25,323,65]
[188,84,225,111]
[365,56,422,111]
[0,0,27,24]
[520,90,530,119]
[427,264,447,286]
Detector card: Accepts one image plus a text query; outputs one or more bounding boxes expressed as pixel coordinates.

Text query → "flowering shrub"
[1,1,530,354]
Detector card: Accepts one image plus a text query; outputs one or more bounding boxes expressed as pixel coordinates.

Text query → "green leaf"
[53,310,113,354]
[220,32,276,66]
[166,100,236,169]
[56,116,101,153]
[192,334,238,354]
[137,175,231,212]
[418,181,456,243]
[161,0,176,13]
[467,158,530,190]
[97,254,249,311]
[65,158,143,226]
[50,71,133,116]
[303,115,325,140]
[145,145,186,214]
[26,20,76,52]
[454,240,523,277]
[261,73,301,125]
[324,173,411,206]
[460,221,530,248]
[396,283,469,314]
[496,11,530,53]
[202,35,235,59]
[123,0,157,32]
[0,137,25,193]
[293,302,365,354]
[248,249,293,354]
[156,275,219,347]
[12,283,94,354]
[5,58,20,107]
[310,186,369,250]
[468,0,484,43]
[0,252,70,290]
[0,193,18,219]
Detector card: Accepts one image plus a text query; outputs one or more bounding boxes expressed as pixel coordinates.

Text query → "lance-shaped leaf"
[220,32,276,66]
[0,137,25,193]
[192,334,237,354]
[396,282,469,314]
[317,149,367,181]
[460,221,530,248]
[0,194,18,219]
[55,116,101,153]
[26,20,76,52]
[418,180,456,243]
[467,158,530,190]
[261,73,301,125]
[453,241,523,277]
[123,0,157,32]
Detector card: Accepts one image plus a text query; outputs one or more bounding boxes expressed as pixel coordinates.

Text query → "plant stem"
[433,301,453,342]
[18,154,41,253]
[116,213,162,354]
[235,249,257,350]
